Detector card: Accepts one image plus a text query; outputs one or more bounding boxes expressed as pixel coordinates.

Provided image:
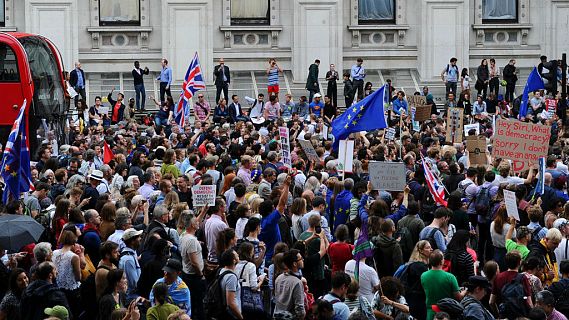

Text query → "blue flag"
[534,157,546,197]
[1,100,33,203]
[331,84,389,149]
[519,67,545,118]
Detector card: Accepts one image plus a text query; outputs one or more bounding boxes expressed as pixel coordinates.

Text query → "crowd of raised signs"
[2,55,569,320]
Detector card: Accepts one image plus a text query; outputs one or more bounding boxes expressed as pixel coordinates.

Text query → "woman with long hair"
[0,268,28,320]
[476,59,489,99]
[161,149,180,179]
[327,224,354,273]
[444,229,475,285]
[405,240,433,320]
[110,162,129,195]
[328,180,344,229]
[491,205,515,270]
[99,202,117,241]
[147,282,179,320]
[52,198,71,241]
[235,242,265,292]
[98,269,128,320]
[291,197,308,241]
[216,228,237,262]
[234,203,252,239]
[53,230,86,318]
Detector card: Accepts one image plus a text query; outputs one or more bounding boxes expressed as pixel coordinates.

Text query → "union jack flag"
[175,52,206,127]
[421,155,447,207]
[1,100,34,203]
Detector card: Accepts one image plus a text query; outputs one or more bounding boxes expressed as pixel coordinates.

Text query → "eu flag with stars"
[331,84,389,149]
[1,100,33,203]
[519,66,545,119]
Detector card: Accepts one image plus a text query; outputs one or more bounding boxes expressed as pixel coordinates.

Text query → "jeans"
[155,117,168,127]
[159,82,171,102]
[182,273,206,320]
[134,84,146,110]
[445,81,458,96]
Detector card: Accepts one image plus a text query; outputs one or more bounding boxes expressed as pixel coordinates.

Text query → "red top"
[112,102,120,122]
[328,242,354,273]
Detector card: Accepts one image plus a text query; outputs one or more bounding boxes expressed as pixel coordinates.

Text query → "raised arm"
[277,175,291,214]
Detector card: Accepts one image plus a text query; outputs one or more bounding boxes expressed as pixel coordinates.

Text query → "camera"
[315,225,322,234]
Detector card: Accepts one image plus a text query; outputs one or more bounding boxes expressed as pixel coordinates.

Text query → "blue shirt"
[119,247,141,301]
[150,277,191,316]
[158,66,173,86]
[322,293,350,320]
[76,68,84,88]
[350,64,365,81]
[294,102,310,118]
[282,101,295,117]
[392,98,408,115]
[309,101,324,117]
[259,209,282,263]
[268,67,279,86]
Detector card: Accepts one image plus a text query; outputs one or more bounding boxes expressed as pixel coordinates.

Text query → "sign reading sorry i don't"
[493,119,550,172]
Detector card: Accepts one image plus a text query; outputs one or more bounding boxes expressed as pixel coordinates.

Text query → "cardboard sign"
[338,140,355,173]
[192,185,216,207]
[407,95,430,121]
[503,189,520,221]
[466,135,487,165]
[446,107,464,144]
[322,124,329,140]
[385,127,396,141]
[279,127,292,168]
[368,161,406,191]
[298,140,320,163]
[99,106,109,115]
[464,123,480,136]
[493,118,551,172]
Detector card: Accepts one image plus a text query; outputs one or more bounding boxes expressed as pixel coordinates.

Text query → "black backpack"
[473,186,491,218]
[79,265,111,320]
[204,269,235,319]
[395,226,415,262]
[530,226,543,246]
[424,227,440,251]
[499,273,530,319]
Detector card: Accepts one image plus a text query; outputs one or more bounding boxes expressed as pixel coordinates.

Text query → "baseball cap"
[162,258,183,274]
[467,275,491,290]
[554,218,569,230]
[122,228,143,241]
[313,93,322,98]
[44,305,69,320]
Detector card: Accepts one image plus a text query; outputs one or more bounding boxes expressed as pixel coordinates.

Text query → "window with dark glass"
[231,0,270,25]
[0,43,19,82]
[99,0,140,26]
[482,0,518,23]
[0,0,5,27]
[358,0,395,24]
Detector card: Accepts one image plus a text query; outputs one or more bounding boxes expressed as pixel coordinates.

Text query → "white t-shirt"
[492,175,524,187]
[344,259,379,303]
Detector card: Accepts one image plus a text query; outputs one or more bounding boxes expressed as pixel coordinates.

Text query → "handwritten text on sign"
[493,119,550,171]
[192,185,216,207]
[368,161,406,191]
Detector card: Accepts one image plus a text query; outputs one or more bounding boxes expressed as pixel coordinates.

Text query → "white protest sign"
[368,161,406,191]
[503,189,519,221]
[338,140,354,173]
[99,106,109,116]
[192,185,216,207]
[279,127,292,168]
[322,124,329,140]
[385,128,396,141]
[464,123,479,136]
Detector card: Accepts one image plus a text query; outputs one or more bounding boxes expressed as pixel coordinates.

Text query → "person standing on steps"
[326,63,339,108]
[306,59,320,103]
[157,58,172,102]
[214,58,230,105]
[351,58,365,101]
[132,61,149,111]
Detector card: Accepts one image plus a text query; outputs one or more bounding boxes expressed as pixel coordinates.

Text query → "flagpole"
[399,113,403,161]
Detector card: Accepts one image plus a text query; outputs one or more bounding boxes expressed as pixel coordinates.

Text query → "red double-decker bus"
[0,32,67,158]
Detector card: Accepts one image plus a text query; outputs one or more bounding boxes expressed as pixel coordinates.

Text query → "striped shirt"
[268,67,279,85]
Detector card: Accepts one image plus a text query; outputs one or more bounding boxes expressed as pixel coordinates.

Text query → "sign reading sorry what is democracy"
[493,119,550,172]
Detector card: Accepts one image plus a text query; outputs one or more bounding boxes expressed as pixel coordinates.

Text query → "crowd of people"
[1,54,569,320]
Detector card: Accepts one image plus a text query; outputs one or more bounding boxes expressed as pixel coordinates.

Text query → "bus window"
[0,43,20,82]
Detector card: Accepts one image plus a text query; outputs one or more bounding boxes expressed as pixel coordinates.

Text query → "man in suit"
[326,63,339,108]
[306,59,320,103]
[69,61,86,107]
[214,58,230,105]
[228,94,249,123]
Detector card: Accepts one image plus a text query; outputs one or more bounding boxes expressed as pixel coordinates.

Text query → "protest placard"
[446,107,463,144]
[385,128,396,141]
[192,185,216,207]
[466,135,487,165]
[503,189,520,221]
[464,123,479,136]
[99,106,109,115]
[298,140,319,163]
[338,140,354,173]
[546,99,557,118]
[279,127,291,168]
[407,95,430,121]
[492,118,551,172]
[368,161,406,191]
[322,124,329,140]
